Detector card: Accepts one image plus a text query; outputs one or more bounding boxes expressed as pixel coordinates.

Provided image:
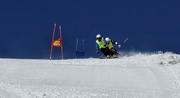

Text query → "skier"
[105,37,121,57]
[96,34,111,58]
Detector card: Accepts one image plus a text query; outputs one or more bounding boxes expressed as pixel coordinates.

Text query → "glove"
[118,44,121,48]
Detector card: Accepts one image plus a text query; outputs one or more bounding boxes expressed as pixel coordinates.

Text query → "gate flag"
[50,23,64,60]
[52,38,62,47]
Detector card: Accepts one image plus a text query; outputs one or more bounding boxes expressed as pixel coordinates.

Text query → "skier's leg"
[111,48,117,54]
[100,48,110,58]
[111,48,118,58]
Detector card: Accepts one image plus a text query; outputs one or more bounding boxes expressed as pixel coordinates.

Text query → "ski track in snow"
[0,52,180,98]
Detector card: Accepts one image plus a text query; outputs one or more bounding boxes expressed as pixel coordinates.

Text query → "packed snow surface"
[0,52,180,98]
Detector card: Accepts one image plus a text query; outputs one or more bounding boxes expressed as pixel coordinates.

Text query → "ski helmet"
[105,37,110,41]
[96,34,101,39]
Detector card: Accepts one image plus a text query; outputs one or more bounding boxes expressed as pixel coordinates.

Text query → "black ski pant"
[100,47,110,57]
[109,48,118,56]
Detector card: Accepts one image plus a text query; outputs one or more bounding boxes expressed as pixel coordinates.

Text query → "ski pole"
[123,37,128,43]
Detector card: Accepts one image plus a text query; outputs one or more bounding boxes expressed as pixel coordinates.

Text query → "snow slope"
[0,52,180,98]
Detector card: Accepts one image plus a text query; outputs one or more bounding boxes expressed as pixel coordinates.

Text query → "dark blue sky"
[0,0,180,59]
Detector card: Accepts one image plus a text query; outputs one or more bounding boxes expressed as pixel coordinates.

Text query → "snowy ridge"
[0,52,180,98]
[55,52,180,67]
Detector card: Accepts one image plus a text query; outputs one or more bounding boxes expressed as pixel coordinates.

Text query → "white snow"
[0,52,180,98]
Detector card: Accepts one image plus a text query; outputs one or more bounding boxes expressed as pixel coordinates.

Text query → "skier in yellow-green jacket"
[105,37,121,57]
[96,34,111,58]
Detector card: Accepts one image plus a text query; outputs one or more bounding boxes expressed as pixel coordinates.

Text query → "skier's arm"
[96,43,100,53]
[112,40,121,48]
[104,39,108,47]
